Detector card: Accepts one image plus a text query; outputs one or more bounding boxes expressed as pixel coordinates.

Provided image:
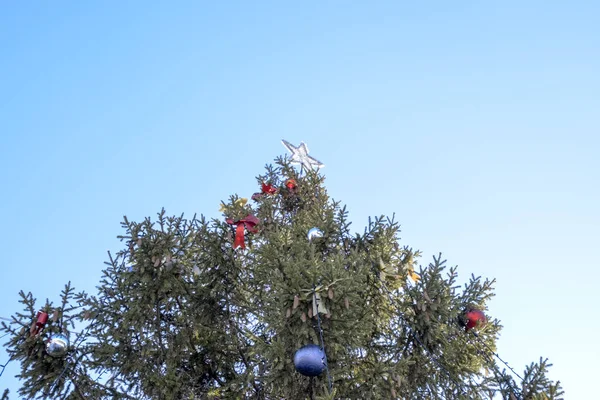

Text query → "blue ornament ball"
[294,344,325,377]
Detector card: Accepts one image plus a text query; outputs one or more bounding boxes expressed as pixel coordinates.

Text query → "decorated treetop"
[0,140,562,399]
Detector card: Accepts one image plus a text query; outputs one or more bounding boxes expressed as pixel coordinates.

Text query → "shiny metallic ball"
[46,333,69,358]
[464,309,487,331]
[307,228,324,241]
[294,344,325,377]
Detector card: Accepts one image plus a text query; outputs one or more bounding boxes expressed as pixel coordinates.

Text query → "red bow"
[261,182,277,195]
[226,215,259,249]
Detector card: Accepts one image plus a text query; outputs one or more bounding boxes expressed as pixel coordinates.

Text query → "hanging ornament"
[30,311,48,336]
[462,308,487,332]
[252,182,278,201]
[307,227,324,241]
[281,140,324,170]
[408,269,420,282]
[261,182,277,195]
[45,333,69,357]
[285,179,297,190]
[402,251,420,282]
[294,344,325,377]
[235,198,248,207]
[220,198,248,212]
[226,215,259,249]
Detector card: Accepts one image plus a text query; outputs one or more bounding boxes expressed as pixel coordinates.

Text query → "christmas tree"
[1,141,562,399]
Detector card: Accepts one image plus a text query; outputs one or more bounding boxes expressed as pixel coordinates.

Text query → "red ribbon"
[30,311,48,336]
[261,182,277,195]
[226,215,259,249]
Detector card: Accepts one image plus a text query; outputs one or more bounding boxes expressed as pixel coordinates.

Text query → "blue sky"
[1,1,598,398]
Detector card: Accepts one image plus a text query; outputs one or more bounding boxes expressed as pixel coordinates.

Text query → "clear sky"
[1,1,598,398]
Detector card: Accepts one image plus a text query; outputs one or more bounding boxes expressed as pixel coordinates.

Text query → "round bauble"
[294,344,325,377]
[464,309,487,331]
[307,228,324,241]
[46,333,69,357]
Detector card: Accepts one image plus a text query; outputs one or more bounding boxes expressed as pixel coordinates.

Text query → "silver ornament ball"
[307,227,324,241]
[46,333,69,357]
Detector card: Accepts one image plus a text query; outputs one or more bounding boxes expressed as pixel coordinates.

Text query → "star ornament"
[281,140,324,170]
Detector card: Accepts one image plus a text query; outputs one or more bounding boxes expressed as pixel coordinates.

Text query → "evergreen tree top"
[1,152,562,399]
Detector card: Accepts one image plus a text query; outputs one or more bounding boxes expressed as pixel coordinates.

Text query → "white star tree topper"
[281,140,324,171]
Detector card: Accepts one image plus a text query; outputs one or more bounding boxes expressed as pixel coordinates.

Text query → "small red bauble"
[464,309,486,331]
[285,179,297,190]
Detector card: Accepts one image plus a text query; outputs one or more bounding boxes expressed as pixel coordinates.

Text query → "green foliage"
[1,157,562,399]
[519,358,564,400]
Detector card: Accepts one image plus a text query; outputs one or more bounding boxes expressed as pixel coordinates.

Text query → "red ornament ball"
[285,179,297,190]
[464,309,486,331]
